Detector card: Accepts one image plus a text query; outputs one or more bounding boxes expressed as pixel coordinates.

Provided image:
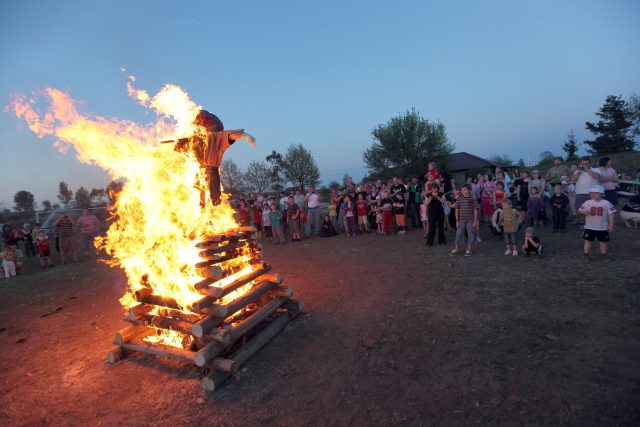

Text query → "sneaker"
[476,237,482,243]
[464,250,472,256]
[512,250,518,256]
[449,249,458,255]
[504,249,512,256]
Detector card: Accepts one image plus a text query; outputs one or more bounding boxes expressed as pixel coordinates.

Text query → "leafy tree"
[517,158,526,168]
[265,150,287,193]
[629,94,640,137]
[487,154,513,167]
[74,187,91,208]
[363,108,454,177]
[52,203,60,210]
[561,130,579,161]
[89,188,106,206]
[539,151,554,163]
[41,200,53,211]
[283,143,320,190]
[220,159,245,194]
[14,190,35,213]
[328,180,341,190]
[243,160,272,194]
[58,181,73,207]
[584,95,636,155]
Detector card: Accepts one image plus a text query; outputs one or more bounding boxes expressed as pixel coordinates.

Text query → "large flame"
[10,82,242,312]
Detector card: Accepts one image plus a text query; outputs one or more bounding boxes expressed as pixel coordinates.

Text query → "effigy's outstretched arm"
[228,131,256,148]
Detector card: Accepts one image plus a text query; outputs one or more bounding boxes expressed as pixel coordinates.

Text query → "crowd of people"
[1,209,101,279]
[234,157,640,258]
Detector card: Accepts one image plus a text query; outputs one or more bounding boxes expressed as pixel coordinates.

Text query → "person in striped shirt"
[53,212,77,264]
[450,184,479,256]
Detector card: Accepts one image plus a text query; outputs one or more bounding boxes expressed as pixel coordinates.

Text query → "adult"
[2,224,17,246]
[304,185,322,237]
[407,177,421,229]
[345,177,356,196]
[390,177,406,199]
[76,209,100,257]
[294,189,305,210]
[545,157,570,190]
[572,157,599,226]
[22,223,35,258]
[480,173,497,223]
[494,166,512,186]
[53,212,77,264]
[595,157,619,206]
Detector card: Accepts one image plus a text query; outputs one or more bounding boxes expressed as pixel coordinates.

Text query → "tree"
[265,150,287,193]
[584,95,636,155]
[41,200,53,211]
[539,151,554,162]
[283,143,320,190]
[243,160,272,194]
[58,181,73,207]
[628,94,640,137]
[487,154,513,167]
[328,180,341,190]
[561,130,579,161]
[363,108,454,177]
[89,188,106,206]
[14,190,35,213]
[220,159,245,194]
[75,187,91,208]
[517,158,526,168]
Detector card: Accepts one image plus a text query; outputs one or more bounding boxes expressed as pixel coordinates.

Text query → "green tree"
[363,108,454,177]
[58,181,73,207]
[328,180,341,190]
[283,143,320,190]
[243,160,272,194]
[517,158,526,168]
[220,159,245,194]
[41,200,53,211]
[487,154,513,167]
[75,187,91,208]
[539,151,554,163]
[629,94,640,137]
[584,95,636,155]
[562,130,579,161]
[265,150,286,193]
[14,190,36,213]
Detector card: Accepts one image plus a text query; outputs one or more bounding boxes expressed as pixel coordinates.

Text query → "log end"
[107,347,128,364]
[192,323,204,338]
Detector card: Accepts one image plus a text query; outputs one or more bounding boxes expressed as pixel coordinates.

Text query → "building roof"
[445,152,498,171]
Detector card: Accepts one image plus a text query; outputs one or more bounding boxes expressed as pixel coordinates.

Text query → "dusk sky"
[1,0,639,208]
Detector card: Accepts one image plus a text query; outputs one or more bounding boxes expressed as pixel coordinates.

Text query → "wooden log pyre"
[202,306,302,392]
[195,266,271,301]
[114,325,153,345]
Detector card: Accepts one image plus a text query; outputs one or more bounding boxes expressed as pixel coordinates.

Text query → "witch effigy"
[163,110,255,206]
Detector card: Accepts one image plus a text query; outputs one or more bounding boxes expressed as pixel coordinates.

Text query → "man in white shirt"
[304,185,322,237]
[572,157,599,226]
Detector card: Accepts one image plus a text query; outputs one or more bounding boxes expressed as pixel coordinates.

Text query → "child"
[578,185,616,256]
[451,184,479,256]
[420,196,429,237]
[380,191,394,235]
[319,214,337,237]
[521,227,543,256]
[446,187,459,232]
[1,244,19,278]
[252,201,263,240]
[35,229,54,268]
[328,198,338,233]
[527,187,545,227]
[261,204,272,242]
[425,184,446,246]
[375,204,384,234]
[356,193,369,233]
[269,203,287,244]
[494,181,506,206]
[393,193,407,235]
[342,195,357,237]
[501,199,522,256]
[286,196,302,241]
[548,184,569,233]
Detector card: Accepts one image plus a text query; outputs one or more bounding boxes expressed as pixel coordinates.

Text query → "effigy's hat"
[194,110,224,131]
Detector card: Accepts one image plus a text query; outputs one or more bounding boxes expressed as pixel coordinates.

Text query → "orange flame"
[10,83,243,314]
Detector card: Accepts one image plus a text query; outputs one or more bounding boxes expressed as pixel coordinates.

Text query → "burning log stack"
[108,226,303,392]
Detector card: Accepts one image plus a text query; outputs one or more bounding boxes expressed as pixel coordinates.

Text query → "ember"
[11,79,302,391]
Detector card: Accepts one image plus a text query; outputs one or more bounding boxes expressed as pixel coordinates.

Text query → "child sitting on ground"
[521,227,543,256]
[1,244,22,278]
[319,214,337,237]
[578,185,616,256]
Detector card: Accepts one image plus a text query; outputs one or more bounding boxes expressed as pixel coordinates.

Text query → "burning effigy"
[10,77,302,391]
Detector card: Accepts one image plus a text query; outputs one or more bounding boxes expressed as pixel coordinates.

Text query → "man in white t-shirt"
[304,185,322,237]
[572,157,599,226]
[578,185,616,256]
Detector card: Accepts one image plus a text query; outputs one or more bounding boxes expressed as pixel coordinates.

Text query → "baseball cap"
[589,185,605,194]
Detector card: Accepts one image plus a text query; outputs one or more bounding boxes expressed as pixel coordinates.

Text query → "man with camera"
[572,156,600,228]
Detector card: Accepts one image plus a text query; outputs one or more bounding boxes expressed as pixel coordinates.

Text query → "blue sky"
[1,0,639,207]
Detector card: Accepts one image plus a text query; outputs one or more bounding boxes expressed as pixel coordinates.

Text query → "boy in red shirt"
[355,193,369,233]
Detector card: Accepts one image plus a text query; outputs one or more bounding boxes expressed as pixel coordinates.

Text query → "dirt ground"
[1,223,639,426]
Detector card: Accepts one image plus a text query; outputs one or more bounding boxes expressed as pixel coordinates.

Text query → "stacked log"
[108,226,302,392]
